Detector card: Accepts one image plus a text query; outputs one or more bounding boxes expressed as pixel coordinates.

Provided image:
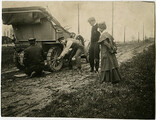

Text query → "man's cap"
[28,38,36,41]
[98,21,107,30]
[88,17,95,22]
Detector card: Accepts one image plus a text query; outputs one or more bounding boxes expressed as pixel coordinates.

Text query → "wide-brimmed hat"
[88,17,95,22]
[28,38,36,41]
[98,22,107,30]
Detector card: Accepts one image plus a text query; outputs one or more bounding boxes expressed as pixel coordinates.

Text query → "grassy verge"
[27,44,155,118]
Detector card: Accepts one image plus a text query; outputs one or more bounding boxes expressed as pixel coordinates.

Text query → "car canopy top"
[2,6,60,25]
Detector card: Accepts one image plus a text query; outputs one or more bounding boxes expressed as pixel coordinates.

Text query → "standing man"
[88,17,100,72]
[24,38,45,77]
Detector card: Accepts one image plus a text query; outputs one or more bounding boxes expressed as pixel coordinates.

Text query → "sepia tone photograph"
[1,0,155,119]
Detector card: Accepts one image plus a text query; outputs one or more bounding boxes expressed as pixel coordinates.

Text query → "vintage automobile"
[2,6,71,71]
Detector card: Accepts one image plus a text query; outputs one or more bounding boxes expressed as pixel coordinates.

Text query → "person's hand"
[113,46,117,54]
[113,46,117,51]
[57,56,62,60]
[72,57,76,61]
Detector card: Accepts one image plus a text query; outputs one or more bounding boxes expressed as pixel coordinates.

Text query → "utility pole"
[143,23,144,41]
[112,1,114,36]
[138,32,140,43]
[78,3,80,34]
[124,26,126,43]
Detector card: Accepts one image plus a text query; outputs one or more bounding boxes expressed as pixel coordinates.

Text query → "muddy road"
[1,41,153,117]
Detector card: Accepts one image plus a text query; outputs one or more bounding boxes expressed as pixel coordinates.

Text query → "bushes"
[2,46,15,68]
[118,44,155,118]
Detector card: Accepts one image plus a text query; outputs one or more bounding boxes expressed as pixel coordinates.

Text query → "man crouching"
[57,36,84,71]
[24,38,45,78]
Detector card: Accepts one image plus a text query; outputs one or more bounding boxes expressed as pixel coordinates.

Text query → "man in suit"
[88,17,100,72]
[24,38,45,77]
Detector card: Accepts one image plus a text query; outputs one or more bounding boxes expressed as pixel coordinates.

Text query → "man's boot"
[95,67,98,73]
[90,68,94,72]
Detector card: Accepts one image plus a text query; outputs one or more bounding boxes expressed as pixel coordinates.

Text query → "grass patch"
[13,45,156,118]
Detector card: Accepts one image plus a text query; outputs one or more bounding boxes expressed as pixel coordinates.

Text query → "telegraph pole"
[124,26,126,43]
[112,1,114,36]
[78,3,80,34]
[143,23,144,41]
[138,32,140,43]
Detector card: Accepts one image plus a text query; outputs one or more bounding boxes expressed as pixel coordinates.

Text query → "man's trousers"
[68,47,83,69]
[25,63,44,77]
[89,42,100,71]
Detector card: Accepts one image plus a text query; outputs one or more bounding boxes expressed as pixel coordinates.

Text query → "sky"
[2,1,155,42]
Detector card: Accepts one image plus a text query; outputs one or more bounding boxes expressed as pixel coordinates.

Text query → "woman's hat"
[76,35,85,46]
[98,22,107,30]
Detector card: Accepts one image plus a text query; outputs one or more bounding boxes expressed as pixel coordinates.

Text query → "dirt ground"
[1,41,154,117]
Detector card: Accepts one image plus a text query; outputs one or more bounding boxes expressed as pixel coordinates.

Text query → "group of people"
[87,17,121,84]
[23,17,121,84]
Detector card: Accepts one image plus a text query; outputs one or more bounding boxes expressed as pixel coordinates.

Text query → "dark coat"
[91,24,100,43]
[98,32,119,71]
[24,45,45,67]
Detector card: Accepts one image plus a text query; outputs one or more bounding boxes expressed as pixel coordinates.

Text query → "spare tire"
[13,51,25,70]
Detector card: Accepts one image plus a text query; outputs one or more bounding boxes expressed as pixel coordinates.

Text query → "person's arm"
[59,40,73,58]
[23,50,29,66]
[112,41,117,48]
[41,48,46,60]
[104,39,117,54]
[112,41,117,53]
[103,38,112,50]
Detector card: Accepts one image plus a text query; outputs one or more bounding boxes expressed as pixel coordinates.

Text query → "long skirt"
[100,68,121,84]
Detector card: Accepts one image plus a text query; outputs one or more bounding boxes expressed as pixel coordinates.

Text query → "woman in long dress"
[98,22,121,84]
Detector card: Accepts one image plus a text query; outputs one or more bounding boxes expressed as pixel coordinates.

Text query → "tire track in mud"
[1,41,154,116]
[116,42,153,65]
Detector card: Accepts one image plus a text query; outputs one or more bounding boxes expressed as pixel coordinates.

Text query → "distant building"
[2,25,13,44]
[2,25,13,38]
